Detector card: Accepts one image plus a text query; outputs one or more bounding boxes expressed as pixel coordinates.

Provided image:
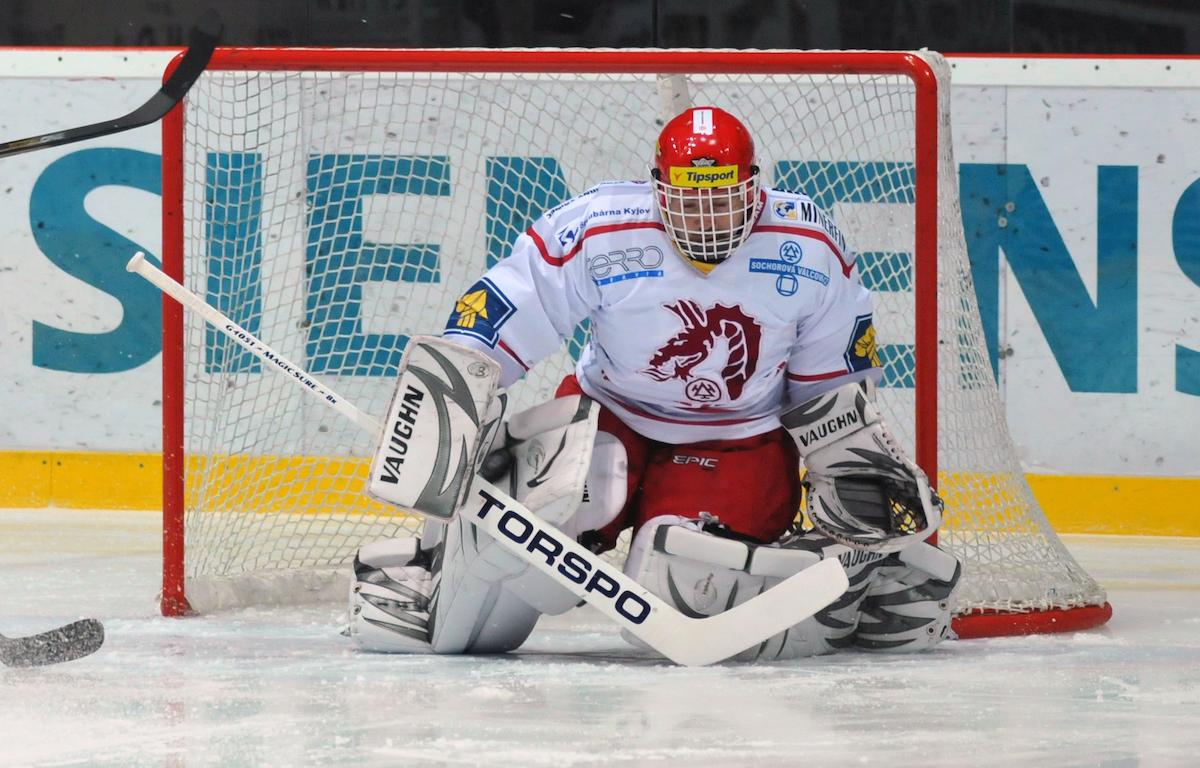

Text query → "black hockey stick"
[0,9,222,159]
[0,619,105,668]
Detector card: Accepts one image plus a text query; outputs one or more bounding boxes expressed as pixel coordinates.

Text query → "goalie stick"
[127,252,849,666]
[0,10,222,160]
[0,619,104,668]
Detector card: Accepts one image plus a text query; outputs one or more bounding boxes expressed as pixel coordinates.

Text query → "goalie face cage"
[160,48,1111,637]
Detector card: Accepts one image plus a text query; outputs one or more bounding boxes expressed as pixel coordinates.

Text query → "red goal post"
[160,47,1110,637]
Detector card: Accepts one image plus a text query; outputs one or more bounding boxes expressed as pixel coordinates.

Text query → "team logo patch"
[773,199,798,220]
[747,240,830,296]
[642,300,762,401]
[668,164,739,188]
[844,314,881,372]
[444,278,516,347]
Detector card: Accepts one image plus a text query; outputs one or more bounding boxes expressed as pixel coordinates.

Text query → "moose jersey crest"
[642,300,762,401]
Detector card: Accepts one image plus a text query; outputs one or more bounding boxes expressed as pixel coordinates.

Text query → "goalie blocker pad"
[367,336,504,521]
[782,382,942,553]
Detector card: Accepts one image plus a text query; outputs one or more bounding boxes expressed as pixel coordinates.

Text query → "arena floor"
[1,509,1197,767]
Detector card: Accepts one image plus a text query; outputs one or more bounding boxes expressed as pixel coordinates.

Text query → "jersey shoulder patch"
[843,314,881,373]
[443,277,517,348]
[763,188,816,224]
[758,188,852,269]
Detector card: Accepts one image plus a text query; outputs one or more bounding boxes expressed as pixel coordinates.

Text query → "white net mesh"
[170,50,1107,624]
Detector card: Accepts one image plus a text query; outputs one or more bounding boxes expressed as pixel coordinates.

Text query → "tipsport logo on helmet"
[668,164,740,188]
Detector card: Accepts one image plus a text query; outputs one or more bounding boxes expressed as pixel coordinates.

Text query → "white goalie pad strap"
[896,537,961,583]
[356,536,422,569]
[366,336,503,521]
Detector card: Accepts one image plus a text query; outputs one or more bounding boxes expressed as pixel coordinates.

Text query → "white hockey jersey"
[444,181,879,444]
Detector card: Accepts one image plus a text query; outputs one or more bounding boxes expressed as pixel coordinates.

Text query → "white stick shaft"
[129,250,848,665]
[127,251,381,437]
[462,479,849,666]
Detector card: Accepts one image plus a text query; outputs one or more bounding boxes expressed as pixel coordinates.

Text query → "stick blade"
[0,9,223,160]
[0,619,105,668]
[145,9,224,113]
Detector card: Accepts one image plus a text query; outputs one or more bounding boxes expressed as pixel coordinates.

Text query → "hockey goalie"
[346,107,962,662]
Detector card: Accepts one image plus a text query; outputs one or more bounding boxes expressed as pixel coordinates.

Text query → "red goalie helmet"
[652,107,762,264]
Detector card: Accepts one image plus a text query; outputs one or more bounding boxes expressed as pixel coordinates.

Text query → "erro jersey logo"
[587,245,665,286]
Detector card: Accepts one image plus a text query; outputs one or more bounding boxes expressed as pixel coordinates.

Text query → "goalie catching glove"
[783,381,942,553]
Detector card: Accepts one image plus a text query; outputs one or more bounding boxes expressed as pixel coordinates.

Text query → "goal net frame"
[160,47,1111,639]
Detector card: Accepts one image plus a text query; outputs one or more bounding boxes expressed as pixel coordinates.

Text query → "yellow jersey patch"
[454,289,490,329]
[854,324,881,368]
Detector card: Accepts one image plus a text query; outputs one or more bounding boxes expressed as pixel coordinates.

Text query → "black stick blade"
[0,9,223,159]
[0,619,105,668]
[138,9,224,121]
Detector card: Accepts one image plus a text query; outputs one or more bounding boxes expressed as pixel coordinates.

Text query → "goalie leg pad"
[852,541,963,653]
[347,537,435,654]
[501,394,601,535]
[345,522,551,656]
[568,431,628,540]
[429,513,542,654]
[426,394,607,653]
[623,516,859,662]
[356,394,629,656]
[625,521,926,661]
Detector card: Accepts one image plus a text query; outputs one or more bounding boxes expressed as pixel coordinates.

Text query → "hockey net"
[161,49,1110,636]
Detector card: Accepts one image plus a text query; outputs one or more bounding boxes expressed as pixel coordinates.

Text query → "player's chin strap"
[782,381,943,553]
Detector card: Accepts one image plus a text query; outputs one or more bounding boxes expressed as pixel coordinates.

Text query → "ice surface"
[1,509,1198,767]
